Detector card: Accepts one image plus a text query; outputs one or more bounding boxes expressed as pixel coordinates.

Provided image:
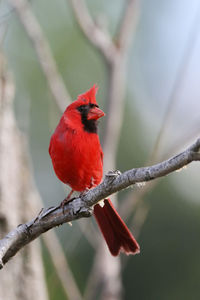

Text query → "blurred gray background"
[1,0,200,299]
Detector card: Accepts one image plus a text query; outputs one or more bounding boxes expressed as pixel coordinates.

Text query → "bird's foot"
[33,207,44,224]
[60,189,74,213]
[79,187,90,198]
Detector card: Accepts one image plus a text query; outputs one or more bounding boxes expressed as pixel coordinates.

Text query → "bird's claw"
[60,196,75,214]
[79,188,90,198]
[60,189,75,213]
[33,208,44,224]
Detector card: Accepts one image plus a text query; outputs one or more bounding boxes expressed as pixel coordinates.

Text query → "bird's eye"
[89,103,99,108]
[77,105,87,113]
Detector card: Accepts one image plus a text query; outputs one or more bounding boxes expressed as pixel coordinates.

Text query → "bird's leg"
[90,176,95,188]
[60,189,74,212]
[80,177,95,198]
[79,187,90,198]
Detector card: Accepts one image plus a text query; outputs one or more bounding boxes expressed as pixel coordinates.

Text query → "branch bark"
[0,138,199,268]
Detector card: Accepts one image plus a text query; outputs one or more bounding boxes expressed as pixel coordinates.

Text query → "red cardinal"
[49,85,140,256]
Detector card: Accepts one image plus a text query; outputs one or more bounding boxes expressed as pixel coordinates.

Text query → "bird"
[49,85,140,256]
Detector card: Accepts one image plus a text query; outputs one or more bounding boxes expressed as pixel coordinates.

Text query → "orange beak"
[87,107,105,120]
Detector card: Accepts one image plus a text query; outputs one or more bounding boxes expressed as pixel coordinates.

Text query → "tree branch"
[116,0,139,55]
[8,0,71,111]
[0,138,199,268]
[68,0,117,63]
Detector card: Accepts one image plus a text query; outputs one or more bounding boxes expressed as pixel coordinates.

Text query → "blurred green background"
[1,0,200,299]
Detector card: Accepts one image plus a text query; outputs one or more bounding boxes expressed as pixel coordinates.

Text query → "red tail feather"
[94,199,140,256]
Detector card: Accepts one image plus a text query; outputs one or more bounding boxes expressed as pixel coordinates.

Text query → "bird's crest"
[77,84,98,105]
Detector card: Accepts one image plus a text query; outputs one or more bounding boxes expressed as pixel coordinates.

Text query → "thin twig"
[43,230,83,300]
[77,220,98,249]
[0,137,199,267]
[149,3,200,162]
[117,0,139,55]
[165,121,200,158]
[68,0,116,63]
[102,0,140,172]
[8,0,71,111]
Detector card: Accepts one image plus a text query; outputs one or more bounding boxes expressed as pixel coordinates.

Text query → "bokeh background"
[1,0,200,299]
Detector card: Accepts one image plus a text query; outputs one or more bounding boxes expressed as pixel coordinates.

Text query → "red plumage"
[49,85,140,256]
